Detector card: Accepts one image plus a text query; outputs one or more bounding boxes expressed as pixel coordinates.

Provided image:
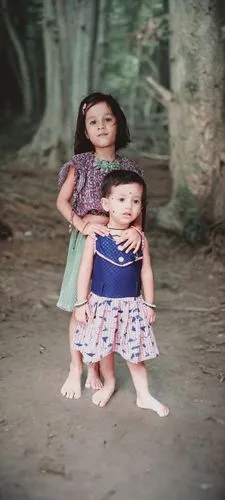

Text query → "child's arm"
[56,167,85,231]
[56,167,108,235]
[141,237,156,324]
[74,236,95,324]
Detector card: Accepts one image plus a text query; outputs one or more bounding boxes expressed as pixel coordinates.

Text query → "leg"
[85,362,102,390]
[60,312,83,399]
[127,361,169,417]
[60,312,102,398]
[92,354,116,407]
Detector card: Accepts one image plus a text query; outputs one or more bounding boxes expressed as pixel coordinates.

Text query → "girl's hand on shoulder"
[82,222,109,237]
[116,227,142,254]
[75,304,91,324]
[144,306,156,324]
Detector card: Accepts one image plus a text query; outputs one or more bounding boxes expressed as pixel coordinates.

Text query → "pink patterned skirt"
[73,293,159,364]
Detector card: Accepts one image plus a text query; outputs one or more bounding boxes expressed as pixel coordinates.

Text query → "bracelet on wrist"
[143,301,156,309]
[80,221,89,235]
[131,226,145,248]
[69,211,75,234]
[131,225,143,236]
[69,212,81,234]
[74,299,88,308]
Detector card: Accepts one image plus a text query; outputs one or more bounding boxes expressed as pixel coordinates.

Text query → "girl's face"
[85,101,117,150]
[102,183,143,228]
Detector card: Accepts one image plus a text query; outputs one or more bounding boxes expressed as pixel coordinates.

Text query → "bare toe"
[92,380,115,408]
[136,394,169,417]
[60,366,82,400]
[85,365,103,390]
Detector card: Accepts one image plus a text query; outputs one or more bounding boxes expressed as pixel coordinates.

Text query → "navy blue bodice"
[91,234,143,298]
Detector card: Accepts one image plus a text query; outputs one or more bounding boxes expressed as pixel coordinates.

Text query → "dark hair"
[74,92,130,154]
[101,169,147,228]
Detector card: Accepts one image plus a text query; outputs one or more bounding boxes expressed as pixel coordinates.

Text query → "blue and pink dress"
[57,153,143,311]
[73,233,159,364]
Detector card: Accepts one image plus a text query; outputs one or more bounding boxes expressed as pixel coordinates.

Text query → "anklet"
[75,299,88,308]
[144,301,156,309]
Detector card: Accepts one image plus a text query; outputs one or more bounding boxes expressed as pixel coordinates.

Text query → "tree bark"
[26,20,42,118]
[20,0,63,167]
[2,0,33,121]
[148,0,225,232]
[129,40,143,132]
[21,0,100,168]
[90,0,108,91]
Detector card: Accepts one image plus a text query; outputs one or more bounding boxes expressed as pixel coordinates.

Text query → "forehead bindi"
[111,183,143,198]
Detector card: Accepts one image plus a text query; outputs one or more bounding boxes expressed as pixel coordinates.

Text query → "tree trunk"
[128,40,143,133]
[90,0,108,91]
[21,0,100,168]
[20,0,63,167]
[157,0,225,232]
[2,0,33,121]
[26,21,42,119]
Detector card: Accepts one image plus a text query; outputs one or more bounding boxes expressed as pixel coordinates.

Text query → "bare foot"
[85,364,103,390]
[136,394,169,417]
[92,379,115,407]
[60,363,82,399]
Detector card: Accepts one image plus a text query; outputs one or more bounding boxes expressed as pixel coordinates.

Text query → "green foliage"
[102,0,169,153]
[176,185,208,244]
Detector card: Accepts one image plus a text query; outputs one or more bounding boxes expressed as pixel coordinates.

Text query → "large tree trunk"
[26,20,42,119]
[2,0,33,121]
[21,0,103,169]
[21,0,63,168]
[150,0,225,232]
[89,0,108,91]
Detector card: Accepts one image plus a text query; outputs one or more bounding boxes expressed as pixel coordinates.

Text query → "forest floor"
[0,153,225,500]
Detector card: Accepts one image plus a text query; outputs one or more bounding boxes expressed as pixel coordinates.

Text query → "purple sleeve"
[120,156,144,178]
[57,157,76,189]
[129,160,144,178]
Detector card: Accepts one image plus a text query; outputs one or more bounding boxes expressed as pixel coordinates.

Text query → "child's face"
[102,183,143,227]
[85,102,117,150]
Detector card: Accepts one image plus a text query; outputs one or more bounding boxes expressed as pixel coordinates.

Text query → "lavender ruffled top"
[58,152,143,217]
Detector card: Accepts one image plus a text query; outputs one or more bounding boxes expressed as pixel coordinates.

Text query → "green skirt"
[57,229,86,312]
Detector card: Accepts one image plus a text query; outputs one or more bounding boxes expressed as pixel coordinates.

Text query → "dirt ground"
[0,155,225,500]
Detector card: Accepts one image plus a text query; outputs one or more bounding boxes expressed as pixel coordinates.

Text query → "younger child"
[73,170,169,417]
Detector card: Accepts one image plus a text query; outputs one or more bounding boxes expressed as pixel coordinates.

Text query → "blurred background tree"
[0,0,169,164]
[1,0,225,233]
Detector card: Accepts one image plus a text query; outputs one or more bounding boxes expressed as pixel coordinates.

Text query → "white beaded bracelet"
[74,299,88,308]
[143,301,156,309]
[131,225,145,248]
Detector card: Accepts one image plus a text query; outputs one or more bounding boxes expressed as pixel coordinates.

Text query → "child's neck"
[107,219,130,230]
[94,146,117,162]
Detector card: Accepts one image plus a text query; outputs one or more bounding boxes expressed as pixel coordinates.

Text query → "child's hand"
[144,306,156,324]
[116,227,142,254]
[82,222,109,237]
[75,304,91,324]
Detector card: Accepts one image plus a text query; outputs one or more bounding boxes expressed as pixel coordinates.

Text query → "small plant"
[176,185,208,244]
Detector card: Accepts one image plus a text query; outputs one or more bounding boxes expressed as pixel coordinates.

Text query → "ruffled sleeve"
[120,157,144,178]
[129,160,144,178]
[57,153,91,214]
[58,156,77,189]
